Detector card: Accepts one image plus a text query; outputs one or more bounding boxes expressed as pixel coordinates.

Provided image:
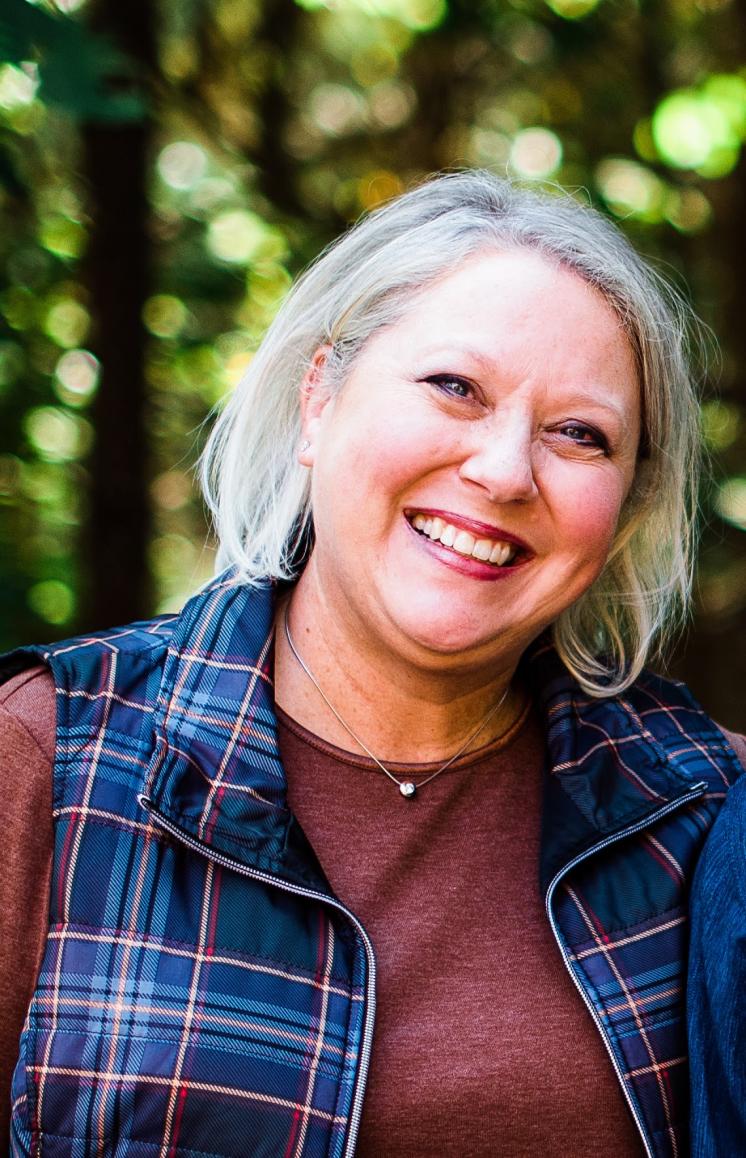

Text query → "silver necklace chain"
[282,608,511,799]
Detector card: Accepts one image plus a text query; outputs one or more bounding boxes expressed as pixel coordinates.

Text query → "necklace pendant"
[399,781,416,799]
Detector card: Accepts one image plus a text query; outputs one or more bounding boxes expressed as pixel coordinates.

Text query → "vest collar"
[522,640,721,893]
[143,571,327,890]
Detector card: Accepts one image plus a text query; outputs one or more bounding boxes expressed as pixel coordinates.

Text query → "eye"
[424,373,475,399]
[557,422,610,452]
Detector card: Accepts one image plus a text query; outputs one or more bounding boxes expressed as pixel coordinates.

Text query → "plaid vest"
[4,571,742,1157]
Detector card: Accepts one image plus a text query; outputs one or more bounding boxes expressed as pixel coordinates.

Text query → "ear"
[298,345,334,466]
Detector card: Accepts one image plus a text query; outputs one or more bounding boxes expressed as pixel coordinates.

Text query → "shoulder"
[42,614,177,668]
[524,642,744,801]
[0,666,56,763]
[0,616,179,771]
[0,613,178,697]
[717,726,746,773]
[606,669,746,793]
[0,571,264,694]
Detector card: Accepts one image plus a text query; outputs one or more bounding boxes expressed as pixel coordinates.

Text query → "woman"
[1,171,743,1157]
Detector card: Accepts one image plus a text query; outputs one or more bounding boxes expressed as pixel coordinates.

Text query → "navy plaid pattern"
[526,645,742,1156]
[3,571,742,1156]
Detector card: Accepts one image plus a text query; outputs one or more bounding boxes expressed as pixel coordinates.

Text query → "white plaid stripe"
[36,651,120,1145]
[97,826,157,1150]
[565,883,680,1157]
[198,621,275,842]
[572,913,687,961]
[45,928,362,999]
[292,915,337,1156]
[159,857,219,1157]
[26,1066,348,1125]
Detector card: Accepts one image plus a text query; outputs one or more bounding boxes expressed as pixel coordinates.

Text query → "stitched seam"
[45,919,358,986]
[32,1130,239,1157]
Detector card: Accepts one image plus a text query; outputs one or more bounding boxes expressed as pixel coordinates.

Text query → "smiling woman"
[1,171,744,1157]
[292,250,640,695]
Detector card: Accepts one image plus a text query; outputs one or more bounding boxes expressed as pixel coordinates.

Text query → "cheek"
[559,477,627,566]
[321,405,442,503]
[311,420,413,541]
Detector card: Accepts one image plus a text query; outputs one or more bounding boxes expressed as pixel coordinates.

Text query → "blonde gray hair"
[200,170,703,696]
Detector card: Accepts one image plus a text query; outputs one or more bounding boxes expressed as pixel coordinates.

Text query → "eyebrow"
[418,343,499,374]
[417,345,633,423]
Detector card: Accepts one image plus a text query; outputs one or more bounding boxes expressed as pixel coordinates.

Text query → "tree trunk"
[81,0,154,628]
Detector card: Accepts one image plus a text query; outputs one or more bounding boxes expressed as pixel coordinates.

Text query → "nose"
[457,415,538,504]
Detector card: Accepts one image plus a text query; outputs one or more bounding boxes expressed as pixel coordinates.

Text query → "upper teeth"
[409,514,517,566]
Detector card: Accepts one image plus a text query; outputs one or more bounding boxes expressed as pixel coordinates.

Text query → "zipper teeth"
[138,796,376,1158]
[545,783,707,1158]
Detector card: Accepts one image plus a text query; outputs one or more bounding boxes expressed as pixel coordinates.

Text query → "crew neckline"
[275,691,532,776]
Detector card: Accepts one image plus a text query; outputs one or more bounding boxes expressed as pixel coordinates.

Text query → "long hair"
[200,170,704,696]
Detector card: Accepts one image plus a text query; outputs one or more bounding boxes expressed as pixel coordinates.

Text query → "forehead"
[401,247,623,337]
[366,248,639,393]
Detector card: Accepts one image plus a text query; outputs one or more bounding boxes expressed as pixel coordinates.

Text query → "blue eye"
[559,423,609,451]
[425,374,473,398]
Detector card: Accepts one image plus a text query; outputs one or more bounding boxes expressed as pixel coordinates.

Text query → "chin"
[391,603,505,660]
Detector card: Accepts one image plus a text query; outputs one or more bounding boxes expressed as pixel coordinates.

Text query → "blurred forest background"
[0,0,744,728]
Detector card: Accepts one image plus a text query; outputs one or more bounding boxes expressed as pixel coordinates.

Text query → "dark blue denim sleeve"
[688,773,746,1155]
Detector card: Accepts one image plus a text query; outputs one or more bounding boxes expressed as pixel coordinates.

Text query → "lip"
[403,507,533,554]
[403,511,532,582]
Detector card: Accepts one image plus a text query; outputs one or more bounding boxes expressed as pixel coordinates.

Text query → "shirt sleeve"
[688,767,746,1155]
[0,666,55,1145]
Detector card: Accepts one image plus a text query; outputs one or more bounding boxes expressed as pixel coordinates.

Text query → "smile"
[407,513,519,567]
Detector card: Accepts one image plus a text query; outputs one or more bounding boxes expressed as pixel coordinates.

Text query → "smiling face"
[299,248,641,677]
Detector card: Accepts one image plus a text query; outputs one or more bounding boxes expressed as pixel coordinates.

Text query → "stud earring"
[300,440,311,452]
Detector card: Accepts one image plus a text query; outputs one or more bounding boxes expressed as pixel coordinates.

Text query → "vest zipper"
[544,781,707,1158]
[138,795,376,1158]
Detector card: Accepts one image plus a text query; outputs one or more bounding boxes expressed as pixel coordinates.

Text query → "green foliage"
[0,0,145,121]
[0,0,744,721]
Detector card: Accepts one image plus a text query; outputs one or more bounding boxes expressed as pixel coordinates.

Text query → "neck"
[273,573,523,765]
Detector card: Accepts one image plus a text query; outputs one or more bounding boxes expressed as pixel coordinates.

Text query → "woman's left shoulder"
[716,725,746,774]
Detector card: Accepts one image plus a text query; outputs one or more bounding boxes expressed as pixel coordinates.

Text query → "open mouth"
[407,513,523,568]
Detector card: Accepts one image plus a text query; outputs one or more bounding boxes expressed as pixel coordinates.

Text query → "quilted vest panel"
[8,616,368,1158]
[527,646,744,1158]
